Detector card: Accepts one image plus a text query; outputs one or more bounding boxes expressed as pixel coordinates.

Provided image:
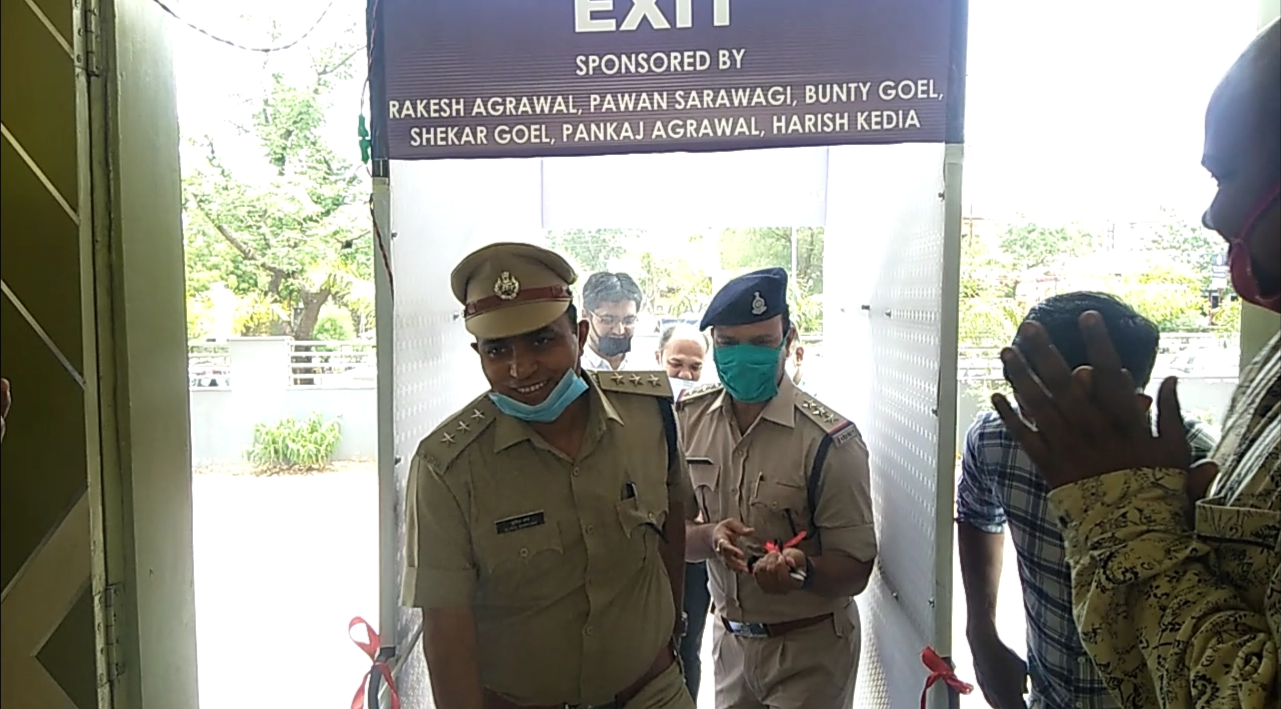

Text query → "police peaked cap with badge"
[699,267,790,331]
[450,242,578,340]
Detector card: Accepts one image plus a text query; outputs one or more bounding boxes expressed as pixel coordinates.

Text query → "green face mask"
[713,342,785,404]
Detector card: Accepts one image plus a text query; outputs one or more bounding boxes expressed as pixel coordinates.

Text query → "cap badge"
[494,271,521,300]
[750,291,767,316]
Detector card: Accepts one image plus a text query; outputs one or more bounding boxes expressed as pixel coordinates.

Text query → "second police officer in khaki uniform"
[679,268,877,709]
[401,243,698,709]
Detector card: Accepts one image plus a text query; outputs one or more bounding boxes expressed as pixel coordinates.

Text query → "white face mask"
[669,377,699,398]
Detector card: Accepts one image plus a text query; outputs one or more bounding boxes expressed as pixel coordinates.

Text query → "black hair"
[1015,291,1160,388]
[582,272,643,312]
[564,302,578,327]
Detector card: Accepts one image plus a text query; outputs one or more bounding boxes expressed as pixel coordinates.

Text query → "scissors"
[750,531,809,582]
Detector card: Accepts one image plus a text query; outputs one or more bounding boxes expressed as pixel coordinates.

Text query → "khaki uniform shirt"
[1049,331,1281,707]
[401,371,698,707]
[676,376,876,625]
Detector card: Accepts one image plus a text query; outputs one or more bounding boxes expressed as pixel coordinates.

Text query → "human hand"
[969,631,1028,709]
[712,519,755,573]
[991,313,1192,489]
[1186,460,1219,504]
[752,550,803,595]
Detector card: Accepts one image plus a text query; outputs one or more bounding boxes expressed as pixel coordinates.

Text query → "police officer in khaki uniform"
[679,268,876,709]
[401,242,698,709]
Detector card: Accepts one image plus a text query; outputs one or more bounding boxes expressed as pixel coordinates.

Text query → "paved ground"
[193,464,380,709]
[192,465,1025,708]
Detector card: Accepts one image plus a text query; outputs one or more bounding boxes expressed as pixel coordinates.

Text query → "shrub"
[247,412,341,471]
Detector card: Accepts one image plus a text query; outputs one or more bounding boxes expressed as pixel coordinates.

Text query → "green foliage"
[1112,265,1206,331]
[247,412,341,471]
[312,302,356,341]
[999,220,1097,272]
[182,37,370,340]
[547,229,636,272]
[719,227,824,294]
[1145,208,1222,289]
[1213,297,1242,338]
[719,226,825,332]
[959,297,1023,346]
[637,248,712,316]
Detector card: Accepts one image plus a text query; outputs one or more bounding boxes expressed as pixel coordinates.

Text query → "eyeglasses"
[590,312,638,328]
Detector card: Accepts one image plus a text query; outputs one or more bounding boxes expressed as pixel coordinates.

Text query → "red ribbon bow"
[763,530,808,554]
[920,646,973,709]
[350,617,402,709]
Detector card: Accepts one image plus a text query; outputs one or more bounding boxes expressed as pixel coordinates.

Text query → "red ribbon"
[920,646,973,709]
[763,530,808,554]
[350,617,402,709]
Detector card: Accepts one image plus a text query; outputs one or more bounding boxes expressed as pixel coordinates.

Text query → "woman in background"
[656,324,712,702]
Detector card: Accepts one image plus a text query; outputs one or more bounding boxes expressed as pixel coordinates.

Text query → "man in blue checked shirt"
[955,291,1219,709]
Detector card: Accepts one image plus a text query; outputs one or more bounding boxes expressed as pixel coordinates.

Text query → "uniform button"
[585,524,595,535]
[519,547,530,558]
[1078,656,1088,665]
[584,625,594,636]
[731,487,738,495]
[646,512,655,520]
[770,502,779,510]
[572,467,581,477]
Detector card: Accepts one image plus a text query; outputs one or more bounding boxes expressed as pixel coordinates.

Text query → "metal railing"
[189,342,232,389]
[289,341,376,388]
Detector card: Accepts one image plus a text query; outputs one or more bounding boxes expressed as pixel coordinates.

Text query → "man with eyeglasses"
[581,271,646,372]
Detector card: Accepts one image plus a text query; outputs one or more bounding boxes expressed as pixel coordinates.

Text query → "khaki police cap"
[450,242,578,339]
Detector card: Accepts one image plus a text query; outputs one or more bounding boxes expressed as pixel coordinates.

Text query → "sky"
[167,0,1263,223]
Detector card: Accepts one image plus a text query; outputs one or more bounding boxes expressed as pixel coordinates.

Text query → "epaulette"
[796,392,862,447]
[589,369,673,397]
[414,393,498,471]
[674,382,722,408]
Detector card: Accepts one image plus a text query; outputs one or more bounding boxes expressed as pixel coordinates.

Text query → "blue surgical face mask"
[488,368,588,423]
[713,343,785,404]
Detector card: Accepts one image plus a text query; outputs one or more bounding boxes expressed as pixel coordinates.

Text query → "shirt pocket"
[748,479,809,545]
[688,457,720,522]
[477,521,568,605]
[616,476,668,564]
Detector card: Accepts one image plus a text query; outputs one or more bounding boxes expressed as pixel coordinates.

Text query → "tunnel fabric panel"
[832,143,954,709]
[384,158,547,706]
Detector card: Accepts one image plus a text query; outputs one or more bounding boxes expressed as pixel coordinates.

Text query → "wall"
[189,338,377,466]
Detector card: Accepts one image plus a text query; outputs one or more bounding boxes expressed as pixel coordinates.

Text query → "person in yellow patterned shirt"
[988,19,1280,709]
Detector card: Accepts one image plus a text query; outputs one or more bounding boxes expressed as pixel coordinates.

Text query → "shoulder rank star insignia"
[751,291,767,316]
[493,271,520,300]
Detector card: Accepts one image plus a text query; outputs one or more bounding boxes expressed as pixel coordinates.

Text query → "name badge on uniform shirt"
[494,511,545,535]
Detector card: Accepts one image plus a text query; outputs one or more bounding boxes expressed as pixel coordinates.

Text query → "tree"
[182,40,370,340]
[998,220,1097,273]
[719,227,825,332]
[719,227,824,294]
[1145,207,1222,289]
[546,229,635,273]
[636,249,712,316]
